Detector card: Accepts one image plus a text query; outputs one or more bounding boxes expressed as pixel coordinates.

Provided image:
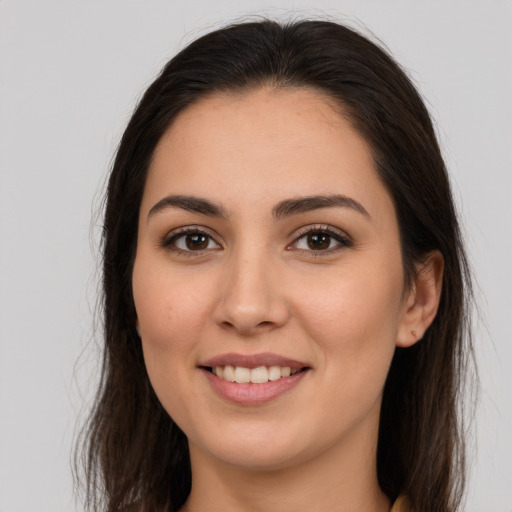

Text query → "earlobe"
[397,250,444,348]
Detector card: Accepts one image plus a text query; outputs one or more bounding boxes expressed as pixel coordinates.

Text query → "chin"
[211,445,305,472]
[191,425,312,472]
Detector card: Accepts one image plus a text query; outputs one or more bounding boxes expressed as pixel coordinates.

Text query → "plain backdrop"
[0,1,511,511]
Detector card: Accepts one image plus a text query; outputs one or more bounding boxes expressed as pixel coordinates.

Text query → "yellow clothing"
[391,494,412,512]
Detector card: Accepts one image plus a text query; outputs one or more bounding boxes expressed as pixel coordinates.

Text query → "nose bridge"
[214,239,288,334]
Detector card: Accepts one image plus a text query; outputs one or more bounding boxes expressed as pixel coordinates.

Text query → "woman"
[79,19,474,512]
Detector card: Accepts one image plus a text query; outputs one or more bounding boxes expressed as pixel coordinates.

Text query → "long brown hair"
[77,19,475,512]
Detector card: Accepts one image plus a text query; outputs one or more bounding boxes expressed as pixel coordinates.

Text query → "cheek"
[299,265,403,338]
[133,258,212,345]
[295,267,404,426]
[132,257,214,395]
[132,264,215,422]
[292,259,405,386]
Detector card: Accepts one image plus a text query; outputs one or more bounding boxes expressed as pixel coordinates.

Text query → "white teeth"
[223,365,235,382]
[250,366,268,384]
[212,365,300,383]
[268,365,282,381]
[234,366,251,383]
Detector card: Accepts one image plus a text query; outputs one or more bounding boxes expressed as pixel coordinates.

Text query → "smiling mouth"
[204,365,308,384]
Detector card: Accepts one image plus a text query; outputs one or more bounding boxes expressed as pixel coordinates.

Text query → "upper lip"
[200,352,310,370]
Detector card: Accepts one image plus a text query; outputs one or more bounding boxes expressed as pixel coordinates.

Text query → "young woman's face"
[132,87,411,472]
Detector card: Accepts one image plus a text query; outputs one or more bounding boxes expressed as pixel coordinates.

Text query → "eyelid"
[160,225,223,254]
[287,224,353,252]
[159,223,351,256]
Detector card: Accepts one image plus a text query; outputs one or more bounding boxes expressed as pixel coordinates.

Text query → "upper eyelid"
[165,225,218,238]
[162,225,222,247]
[160,223,351,249]
[288,225,353,253]
[291,224,351,241]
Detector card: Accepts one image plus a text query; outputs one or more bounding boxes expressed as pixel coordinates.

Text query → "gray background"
[0,1,511,510]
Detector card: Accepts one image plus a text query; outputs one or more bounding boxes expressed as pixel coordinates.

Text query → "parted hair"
[78,19,475,512]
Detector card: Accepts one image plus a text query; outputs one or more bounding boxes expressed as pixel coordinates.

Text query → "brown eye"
[291,227,351,254]
[167,230,221,253]
[307,233,331,250]
[185,233,209,250]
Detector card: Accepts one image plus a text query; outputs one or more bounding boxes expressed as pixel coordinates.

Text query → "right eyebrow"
[272,194,370,220]
[147,195,227,222]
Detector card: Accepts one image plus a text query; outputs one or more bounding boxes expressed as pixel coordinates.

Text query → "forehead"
[155,86,369,168]
[143,87,393,223]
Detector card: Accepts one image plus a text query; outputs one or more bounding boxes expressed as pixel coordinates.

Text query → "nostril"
[256,321,273,327]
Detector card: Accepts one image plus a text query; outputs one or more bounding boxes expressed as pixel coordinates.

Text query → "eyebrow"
[147,195,227,221]
[147,193,370,222]
[272,194,370,219]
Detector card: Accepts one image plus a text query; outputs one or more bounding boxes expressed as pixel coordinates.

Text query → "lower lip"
[202,368,309,405]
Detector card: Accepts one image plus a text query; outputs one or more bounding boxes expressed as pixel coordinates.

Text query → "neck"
[180,425,391,512]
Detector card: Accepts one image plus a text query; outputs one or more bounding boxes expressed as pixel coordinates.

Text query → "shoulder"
[390,495,413,512]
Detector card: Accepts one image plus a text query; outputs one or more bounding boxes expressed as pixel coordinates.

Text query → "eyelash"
[161,226,220,257]
[289,224,353,255]
[160,224,352,257]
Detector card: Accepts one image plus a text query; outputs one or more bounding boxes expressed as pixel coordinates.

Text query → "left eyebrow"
[272,194,371,220]
[147,195,227,222]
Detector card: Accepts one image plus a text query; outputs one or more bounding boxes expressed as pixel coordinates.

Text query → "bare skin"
[132,87,443,512]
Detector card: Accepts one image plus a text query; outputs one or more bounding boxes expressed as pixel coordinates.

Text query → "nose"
[213,250,290,336]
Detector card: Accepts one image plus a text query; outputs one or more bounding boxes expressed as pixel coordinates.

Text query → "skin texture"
[132,87,443,512]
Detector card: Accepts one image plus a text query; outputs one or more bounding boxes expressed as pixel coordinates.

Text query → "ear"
[397,250,444,348]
